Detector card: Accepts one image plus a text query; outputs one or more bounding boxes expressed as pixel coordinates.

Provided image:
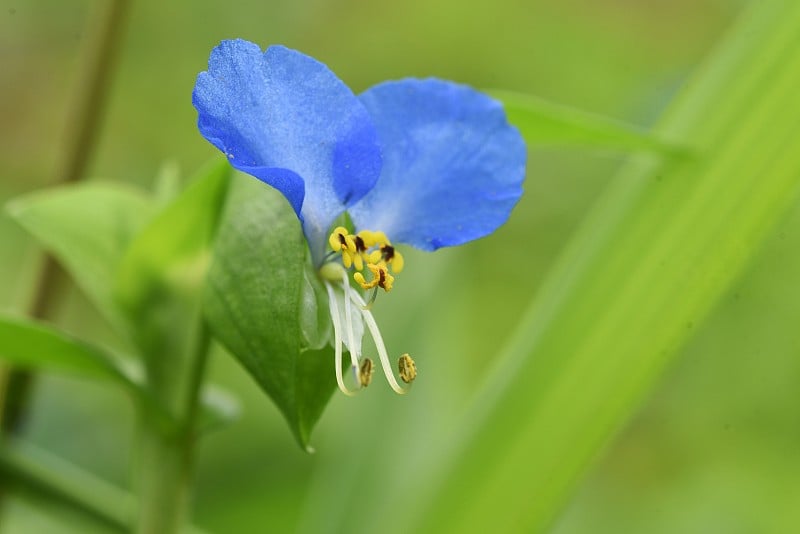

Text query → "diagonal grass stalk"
[413,1,800,532]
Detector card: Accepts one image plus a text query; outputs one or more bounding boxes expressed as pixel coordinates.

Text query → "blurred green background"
[5,0,800,532]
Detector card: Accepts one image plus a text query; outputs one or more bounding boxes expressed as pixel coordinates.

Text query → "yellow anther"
[379,244,403,273]
[357,230,390,249]
[329,226,356,253]
[359,358,374,387]
[351,251,364,271]
[373,231,390,246]
[398,354,417,383]
[329,226,363,270]
[353,271,367,287]
[390,249,404,273]
[355,230,375,247]
[354,263,394,292]
[328,228,343,252]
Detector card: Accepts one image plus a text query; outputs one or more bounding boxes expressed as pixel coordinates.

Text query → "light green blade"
[416,2,800,532]
[492,90,684,155]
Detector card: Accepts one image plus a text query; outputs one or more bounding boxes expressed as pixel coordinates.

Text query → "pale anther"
[359,358,374,387]
[398,354,417,384]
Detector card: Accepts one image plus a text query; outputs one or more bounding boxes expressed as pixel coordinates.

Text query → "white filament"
[341,269,362,387]
[348,290,409,395]
[325,281,358,396]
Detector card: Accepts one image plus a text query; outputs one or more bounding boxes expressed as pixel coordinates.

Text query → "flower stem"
[135,320,211,534]
[135,423,192,534]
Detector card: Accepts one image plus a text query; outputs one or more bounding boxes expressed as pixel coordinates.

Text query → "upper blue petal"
[349,79,526,251]
[192,40,382,257]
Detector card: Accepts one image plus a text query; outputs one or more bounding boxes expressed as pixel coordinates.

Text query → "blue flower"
[193,39,526,395]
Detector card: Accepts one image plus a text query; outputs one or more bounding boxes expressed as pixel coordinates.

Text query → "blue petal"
[192,40,382,257]
[349,79,526,251]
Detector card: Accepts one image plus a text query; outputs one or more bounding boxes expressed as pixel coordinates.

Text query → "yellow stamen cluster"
[328,226,405,292]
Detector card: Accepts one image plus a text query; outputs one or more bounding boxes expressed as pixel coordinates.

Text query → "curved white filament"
[348,290,409,395]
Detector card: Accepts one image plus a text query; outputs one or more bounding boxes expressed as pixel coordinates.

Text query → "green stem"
[135,321,211,534]
[135,425,192,534]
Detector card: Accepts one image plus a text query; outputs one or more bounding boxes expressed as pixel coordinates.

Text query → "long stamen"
[348,290,410,395]
[325,281,358,396]
[341,270,363,388]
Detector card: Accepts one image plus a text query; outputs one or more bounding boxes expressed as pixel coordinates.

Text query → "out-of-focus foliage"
[413,3,800,531]
[6,1,800,534]
[7,182,154,330]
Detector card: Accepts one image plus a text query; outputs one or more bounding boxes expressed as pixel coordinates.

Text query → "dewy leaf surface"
[204,172,335,449]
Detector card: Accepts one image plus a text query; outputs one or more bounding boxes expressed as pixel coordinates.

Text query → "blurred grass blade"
[418,2,800,532]
[492,90,684,155]
[5,183,155,331]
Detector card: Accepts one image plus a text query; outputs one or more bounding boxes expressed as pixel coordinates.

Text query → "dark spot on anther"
[378,268,386,288]
[354,235,367,252]
[382,245,395,262]
[337,233,347,247]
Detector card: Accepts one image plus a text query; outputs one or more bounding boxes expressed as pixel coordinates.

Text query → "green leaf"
[417,2,800,532]
[0,314,131,384]
[6,182,155,330]
[0,312,235,433]
[114,157,230,322]
[0,314,184,431]
[492,90,686,155]
[204,173,336,449]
